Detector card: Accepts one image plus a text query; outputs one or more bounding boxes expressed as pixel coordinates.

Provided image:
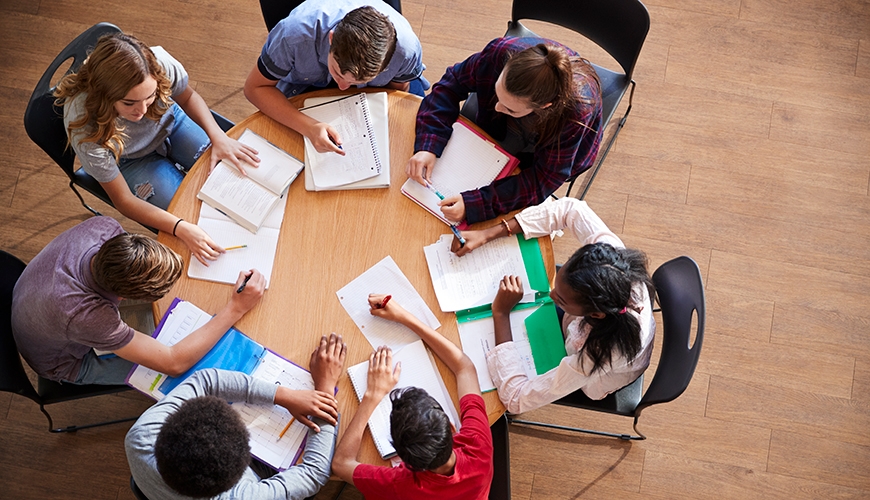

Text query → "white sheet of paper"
[187,197,286,288]
[457,307,540,392]
[424,234,535,312]
[336,256,440,351]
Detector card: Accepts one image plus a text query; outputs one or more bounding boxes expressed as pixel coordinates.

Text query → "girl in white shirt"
[451,198,656,414]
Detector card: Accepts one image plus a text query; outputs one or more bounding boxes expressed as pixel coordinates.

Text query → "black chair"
[510,256,705,440]
[260,0,402,32]
[23,22,235,221]
[489,413,511,500]
[0,250,139,433]
[461,0,650,198]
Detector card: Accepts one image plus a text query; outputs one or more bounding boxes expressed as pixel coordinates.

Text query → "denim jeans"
[73,350,136,386]
[119,104,210,211]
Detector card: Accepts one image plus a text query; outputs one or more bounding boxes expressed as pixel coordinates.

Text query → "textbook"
[303,92,390,191]
[346,339,460,459]
[126,299,315,471]
[197,129,304,233]
[401,120,518,229]
[300,93,383,189]
[187,200,284,289]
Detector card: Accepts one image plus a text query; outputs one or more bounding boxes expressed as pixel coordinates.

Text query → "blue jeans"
[119,104,210,211]
[74,350,136,386]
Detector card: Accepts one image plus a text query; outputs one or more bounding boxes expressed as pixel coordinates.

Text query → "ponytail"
[561,242,653,374]
[502,43,600,146]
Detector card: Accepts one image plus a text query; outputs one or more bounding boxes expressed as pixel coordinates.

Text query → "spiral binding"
[358,93,382,173]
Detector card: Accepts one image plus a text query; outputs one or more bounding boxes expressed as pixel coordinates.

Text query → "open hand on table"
[174,220,224,266]
[274,387,339,432]
[365,346,401,401]
[309,333,347,393]
[207,134,260,175]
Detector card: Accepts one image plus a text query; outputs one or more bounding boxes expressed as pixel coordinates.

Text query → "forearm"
[493,311,513,346]
[176,90,224,141]
[244,84,316,137]
[332,394,380,482]
[111,189,180,234]
[166,301,249,375]
[399,314,469,375]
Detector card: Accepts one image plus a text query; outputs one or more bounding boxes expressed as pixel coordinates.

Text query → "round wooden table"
[156,88,554,466]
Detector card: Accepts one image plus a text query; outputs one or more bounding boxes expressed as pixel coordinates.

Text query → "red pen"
[378,295,392,309]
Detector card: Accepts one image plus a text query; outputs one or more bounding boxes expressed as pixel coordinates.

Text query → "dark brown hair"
[330,6,397,81]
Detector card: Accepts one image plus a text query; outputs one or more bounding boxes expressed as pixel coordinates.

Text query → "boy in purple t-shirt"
[11,216,266,385]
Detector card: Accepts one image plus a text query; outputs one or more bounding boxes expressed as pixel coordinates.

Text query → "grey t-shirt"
[63,46,189,183]
[126,369,336,500]
[11,217,136,382]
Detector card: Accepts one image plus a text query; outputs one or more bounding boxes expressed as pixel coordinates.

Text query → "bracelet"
[172,218,184,237]
[501,218,512,236]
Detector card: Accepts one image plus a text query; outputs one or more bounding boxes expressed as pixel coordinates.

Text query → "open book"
[401,120,518,229]
[197,129,304,233]
[126,299,315,471]
[300,93,382,189]
[304,92,390,190]
[187,200,284,289]
[346,339,460,459]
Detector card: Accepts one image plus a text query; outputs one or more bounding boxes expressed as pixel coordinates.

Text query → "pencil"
[277,417,296,440]
[224,245,247,251]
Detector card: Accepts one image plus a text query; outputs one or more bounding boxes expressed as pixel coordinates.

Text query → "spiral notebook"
[401,120,518,229]
[300,93,382,189]
[346,339,460,459]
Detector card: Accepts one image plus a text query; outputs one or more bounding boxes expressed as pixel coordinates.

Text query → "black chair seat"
[37,376,130,403]
[554,374,643,416]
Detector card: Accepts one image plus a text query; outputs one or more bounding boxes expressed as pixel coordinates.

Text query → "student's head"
[92,232,183,301]
[496,43,600,143]
[154,395,251,498]
[327,6,397,90]
[389,387,454,471]
[552,242,653,372]
[54,33,173,157]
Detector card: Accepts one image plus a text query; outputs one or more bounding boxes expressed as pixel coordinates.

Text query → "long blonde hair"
[54,33,173,160]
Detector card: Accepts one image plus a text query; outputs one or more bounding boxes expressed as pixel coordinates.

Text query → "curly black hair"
[154,395,251,497]
[389,387,453,471]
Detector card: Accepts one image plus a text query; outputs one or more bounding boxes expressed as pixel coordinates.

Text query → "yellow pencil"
[277,417,296,440]
[224,245,248,251]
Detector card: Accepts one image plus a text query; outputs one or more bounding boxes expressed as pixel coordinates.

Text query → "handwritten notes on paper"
[337,256,440,351]
[424,234,534,312]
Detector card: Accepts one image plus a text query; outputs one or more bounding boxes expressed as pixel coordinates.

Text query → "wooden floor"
[2,0,869,498]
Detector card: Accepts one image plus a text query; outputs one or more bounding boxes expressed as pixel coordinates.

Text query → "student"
[10,216,265,386]
[54,33,259,266]
[451,198,656,414]
[406,37,603,225]
[126,333,347,499]
[244,0,425,156]
[331,296,493,499]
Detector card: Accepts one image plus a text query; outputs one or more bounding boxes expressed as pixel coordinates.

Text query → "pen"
[377,295,392,309]
[277,417,296,440]
[236,273,253,294]
[329,135,343,150]
[450,225,467,248]
[425,182,446,200]
[224,245,247,251]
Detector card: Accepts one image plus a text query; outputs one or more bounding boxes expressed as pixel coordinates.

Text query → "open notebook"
[301,93,383,189]
[346,339,460,459]
[401,120,517,229]
[304,92,390,190]
[125,299,314,470]
[187,199,285,289]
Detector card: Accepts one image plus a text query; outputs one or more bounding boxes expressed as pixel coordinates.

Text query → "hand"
[230,269,265,313]
[405,151,436,185]
[450,229,487,256]
[365,346,401,400]
[492,275,524,316]
[308,122,345,155]
[207,134,260,175]
[309,333,347,393]
[367,294,412,324]
[175,221,224,266]
[439,195,466,224]
[275,387,339,432]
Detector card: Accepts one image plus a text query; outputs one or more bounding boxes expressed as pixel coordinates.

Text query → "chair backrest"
[259,0,402,32]
[638,256,705,413]
[508,0,650,79]
[23,23,121,181]
[0,251,40,403]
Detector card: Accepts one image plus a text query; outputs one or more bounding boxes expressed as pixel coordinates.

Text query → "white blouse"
[485,198,656,414]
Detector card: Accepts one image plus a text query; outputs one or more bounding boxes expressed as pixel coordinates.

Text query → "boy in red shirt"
[332,294,493,499]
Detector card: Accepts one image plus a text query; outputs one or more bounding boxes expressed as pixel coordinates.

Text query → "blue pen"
[450,224,467,247]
